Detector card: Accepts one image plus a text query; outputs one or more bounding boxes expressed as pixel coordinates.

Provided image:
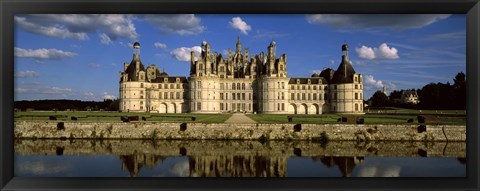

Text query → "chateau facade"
[119,38,364,114]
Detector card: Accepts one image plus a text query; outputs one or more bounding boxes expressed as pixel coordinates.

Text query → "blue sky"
[14,14,466,101]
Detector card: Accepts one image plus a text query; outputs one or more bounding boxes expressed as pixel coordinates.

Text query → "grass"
[13,108,466,125]
[247,109,466,125]
[14,111,232,123]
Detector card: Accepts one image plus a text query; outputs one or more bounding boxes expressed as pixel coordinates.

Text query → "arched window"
[242,83,245,90]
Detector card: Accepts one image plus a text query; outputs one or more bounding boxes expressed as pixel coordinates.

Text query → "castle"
[119,37,364,114]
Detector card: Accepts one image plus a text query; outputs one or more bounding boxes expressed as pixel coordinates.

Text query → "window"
[313,94,317,100]
[159,92,162,99]
[164,92,168,99]
[220,93,224,100]
[302,93,306,100]
[197,91,201,99]
[199,64,203,70]
[355,76,358,82]
[281,82,285,89]
[232,83,236,90]
[282,103,285,111]
[297,93,300,100]
[220,66,225,72]
[176,92,180,99]
[220,103,224,110]
[220,83,224,90]
[232,93,236,100]
[232,103,236,110]
[291,93,295,100]
[242,93,245,100]
[140,101,143,104]
[308,94,311,100]
[170,84,174,89]
[159,84,162,89]
[242,83,245,90]
[177,84,180,89]
[165,84,168,89]
[237,93,240,100]
[291,85,294,90]
[355,93,358,99]
[140,91,143,94]
[355,85,358,89]
[302,85,305,90]
[278,103,280,111]
[197,81,202,88]
[141,83,144,88]
[249,93,251,100]
[313,86,317,90]
[237,83,240,90]
[355,103,358,111]
[140,96,143,99]
[197,102,202,110]
[282,92,285,100]
[170,92,173,99]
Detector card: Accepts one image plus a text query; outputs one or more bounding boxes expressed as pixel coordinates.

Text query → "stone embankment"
[14,121,466,142]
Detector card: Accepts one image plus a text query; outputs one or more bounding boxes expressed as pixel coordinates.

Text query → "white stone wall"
[329,74,364,114]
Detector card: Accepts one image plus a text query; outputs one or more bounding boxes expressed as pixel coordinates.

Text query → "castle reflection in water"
[119,152,364,177]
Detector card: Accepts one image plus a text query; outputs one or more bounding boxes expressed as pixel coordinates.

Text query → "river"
[14,139,466,177]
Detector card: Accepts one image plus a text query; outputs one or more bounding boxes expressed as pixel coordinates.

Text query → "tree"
[453,72,466,109]
[369,91,390,107]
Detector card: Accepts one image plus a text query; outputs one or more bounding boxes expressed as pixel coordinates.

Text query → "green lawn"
[14,111,232,123]
[247,109,466,125]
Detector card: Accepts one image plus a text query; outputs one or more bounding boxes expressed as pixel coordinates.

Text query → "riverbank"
[14,121,466,141]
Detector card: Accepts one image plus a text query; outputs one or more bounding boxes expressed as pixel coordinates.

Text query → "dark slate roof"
[402,90,418,96]
[311,73,319,77]
[331,56,356,84]
[124,54,145,81]
[288,77,327,84]
[319,68,334,84]
[152,76,188,83]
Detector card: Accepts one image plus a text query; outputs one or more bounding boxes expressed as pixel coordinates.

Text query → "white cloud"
[364,75,384,90]
[253,30,287,39]
[15,70,40,78]
[99,33,112,45]
[170,46,202,62]
[15,14,138,41]
[356,43,399,60]
[357,166,401,177]
[144,14,205,35]
[305,14,450,30]
[102,92,116,100]
[14,47,77,60]
[154,42,167,49]
[84,92,95,97]
[42,86,73,94]
[229,17,251,35]
[88,63,101,68]
[169,160,190,177]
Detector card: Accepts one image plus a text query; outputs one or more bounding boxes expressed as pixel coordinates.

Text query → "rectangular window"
[232,103,236,110]
[165,84,168,89]
[249,93,251,100]
[177,84,180,89]
[313,94,317,100]
[355,85,358,89]
[277,103,280,111]
[355,93,358,99]
[232,93,236,100]
[159,92,162,99]
[220,83,224,90]
[220,103,224,110]
[282,82,285,89]
[242,93,245,100]
[159,84,162,89]
[242,83,245,90]
[197,81,202,88]
[197,91,201,99]
[164,92,168,99]
[197,102,202,110]
[176,92,180,99]
[302,93,306,100]
[220,93,224,100]
[282,92,285,100]
[308,94,311,100]
[282,103,285,111]
[297,93,300,100]
[170,84,174,89]
[170,92,174,99]
[291,93,295,100]
[237,93,240,100]
[291,85,294,90]
[313,86,317,90]
[302,85,305,90]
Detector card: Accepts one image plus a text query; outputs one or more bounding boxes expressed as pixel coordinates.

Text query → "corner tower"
[328,44,364,114]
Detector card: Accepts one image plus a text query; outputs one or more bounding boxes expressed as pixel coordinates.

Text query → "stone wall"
[14,121,466,142]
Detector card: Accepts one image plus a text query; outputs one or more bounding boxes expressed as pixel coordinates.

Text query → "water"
[14,139,466,177]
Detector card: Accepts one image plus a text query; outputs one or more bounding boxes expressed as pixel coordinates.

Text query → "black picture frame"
[1,0,479,190]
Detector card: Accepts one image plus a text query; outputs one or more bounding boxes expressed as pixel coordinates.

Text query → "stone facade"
[119,38,364,114]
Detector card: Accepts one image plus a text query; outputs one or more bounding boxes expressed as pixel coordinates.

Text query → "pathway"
[224,113,257,124]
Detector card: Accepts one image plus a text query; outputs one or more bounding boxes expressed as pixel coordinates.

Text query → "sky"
[14,14,466,101]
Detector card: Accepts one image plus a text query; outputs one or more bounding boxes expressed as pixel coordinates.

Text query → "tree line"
[368,72,466,110]
[14,99,120,111]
